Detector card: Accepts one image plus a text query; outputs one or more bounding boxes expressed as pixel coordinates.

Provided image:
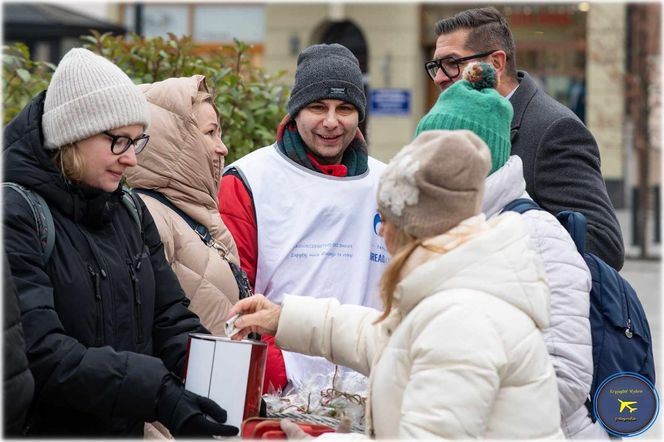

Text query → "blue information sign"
[369,89,411,116]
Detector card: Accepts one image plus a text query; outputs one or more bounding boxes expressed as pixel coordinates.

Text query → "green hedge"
[3,32,289,163]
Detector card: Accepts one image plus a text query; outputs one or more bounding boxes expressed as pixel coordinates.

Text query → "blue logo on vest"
[594,372,659,437]
[373,212,382,236]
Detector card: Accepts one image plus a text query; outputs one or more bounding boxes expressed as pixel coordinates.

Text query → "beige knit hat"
[42,48,150,150]
[377,130,491,238]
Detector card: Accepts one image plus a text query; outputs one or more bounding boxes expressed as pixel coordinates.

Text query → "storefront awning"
[3,3,126,41]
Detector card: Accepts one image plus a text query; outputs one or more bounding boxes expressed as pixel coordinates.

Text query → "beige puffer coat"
[125,75,240,336]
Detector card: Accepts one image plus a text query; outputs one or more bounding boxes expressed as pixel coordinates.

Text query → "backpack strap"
[502,198,542,214]
[3,183,55,264]
[504,198,588,255]
[555,211,587,255]
[121,187,144,232]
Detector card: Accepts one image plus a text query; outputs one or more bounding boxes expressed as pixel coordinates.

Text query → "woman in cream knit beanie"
[40,48,151,191]
[42,48,150,150]
[3,48,238,437]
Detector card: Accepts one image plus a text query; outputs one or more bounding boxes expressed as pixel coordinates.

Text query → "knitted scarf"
[276,115,368,177]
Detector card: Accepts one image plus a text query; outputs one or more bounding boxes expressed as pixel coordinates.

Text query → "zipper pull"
[87,265,101,299]
[128,258,144,343]
[88,264,104,346]
[126,259,140,300]
[625,319,633,338]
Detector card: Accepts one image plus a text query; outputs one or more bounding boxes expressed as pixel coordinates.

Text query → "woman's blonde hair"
[376,226,422,323]
[52,143,86,183]
[192,91,219,119]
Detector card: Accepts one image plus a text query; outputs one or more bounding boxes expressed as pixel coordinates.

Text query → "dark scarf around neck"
[276,115,369,177]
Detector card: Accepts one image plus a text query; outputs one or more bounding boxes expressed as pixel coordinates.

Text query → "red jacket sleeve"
[261,335,288,393]
[218,171,288,392]
[218,172,257,287]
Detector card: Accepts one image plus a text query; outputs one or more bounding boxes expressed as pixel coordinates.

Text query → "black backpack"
[3,182,143,265]
[504,198,656,419]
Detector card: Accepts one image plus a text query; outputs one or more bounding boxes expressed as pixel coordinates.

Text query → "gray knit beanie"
[287,43,366,121]
[377,130,491,238]
[42,48,150,150]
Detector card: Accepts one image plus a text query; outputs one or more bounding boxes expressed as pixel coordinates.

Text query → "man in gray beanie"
[219,43,387,394]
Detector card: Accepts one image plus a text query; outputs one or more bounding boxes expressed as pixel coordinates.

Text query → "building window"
[125,4,189,37]
[123,3,264,43]
[193,5,264,43]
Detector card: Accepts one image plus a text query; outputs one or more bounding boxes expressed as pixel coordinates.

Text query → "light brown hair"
[376,227,422,323]
[52,143,85,183]
[192,91,219,120]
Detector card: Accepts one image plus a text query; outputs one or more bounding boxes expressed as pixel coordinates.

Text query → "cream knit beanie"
[377,130,491,238]
[42,48,150,150]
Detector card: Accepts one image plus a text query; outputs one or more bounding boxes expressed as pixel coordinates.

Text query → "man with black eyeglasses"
[428,6,624,271]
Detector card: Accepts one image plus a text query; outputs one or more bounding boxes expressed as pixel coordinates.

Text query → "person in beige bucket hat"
[223,129,563,438]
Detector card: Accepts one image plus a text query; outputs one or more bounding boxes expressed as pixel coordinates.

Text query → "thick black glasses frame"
[424,50,498,81]
[103,131,150,155]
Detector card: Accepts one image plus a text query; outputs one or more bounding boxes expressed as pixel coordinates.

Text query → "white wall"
[56,2,112,21]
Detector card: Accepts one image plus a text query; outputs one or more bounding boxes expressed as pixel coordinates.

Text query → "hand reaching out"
[279,414,353,439]
[227,294,281,340]
[280,419,313,439]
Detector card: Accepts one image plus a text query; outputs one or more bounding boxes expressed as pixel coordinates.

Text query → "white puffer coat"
[483,155,608,439]
[276,213,564,439]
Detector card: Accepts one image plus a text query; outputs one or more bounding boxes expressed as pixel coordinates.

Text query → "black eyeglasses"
[424,50,497,81]
[103,131,150,155]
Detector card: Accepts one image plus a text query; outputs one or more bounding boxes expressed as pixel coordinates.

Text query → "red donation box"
[184,333,267,428]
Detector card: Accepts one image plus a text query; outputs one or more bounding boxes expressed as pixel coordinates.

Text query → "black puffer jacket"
[2,92,208,436]
[3,252,35,436]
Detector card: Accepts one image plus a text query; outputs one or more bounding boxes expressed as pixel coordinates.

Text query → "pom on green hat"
[462,62,497,90]
[415,62,513,175]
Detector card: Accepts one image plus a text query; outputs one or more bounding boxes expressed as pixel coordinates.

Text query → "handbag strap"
[133,189,253,299]
[134,188,217,246]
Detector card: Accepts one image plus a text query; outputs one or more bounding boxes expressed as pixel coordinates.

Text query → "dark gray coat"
[3,253,34,436]
[509,71,624,270]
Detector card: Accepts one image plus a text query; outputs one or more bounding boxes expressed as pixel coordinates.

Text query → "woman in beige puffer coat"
[126,76,241,439]
[125,75,240,335]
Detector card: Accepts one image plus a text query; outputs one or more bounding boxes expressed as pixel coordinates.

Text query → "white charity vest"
[232,144,388,386]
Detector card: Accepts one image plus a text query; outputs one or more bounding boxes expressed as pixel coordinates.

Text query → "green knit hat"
[415,62,513,175]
